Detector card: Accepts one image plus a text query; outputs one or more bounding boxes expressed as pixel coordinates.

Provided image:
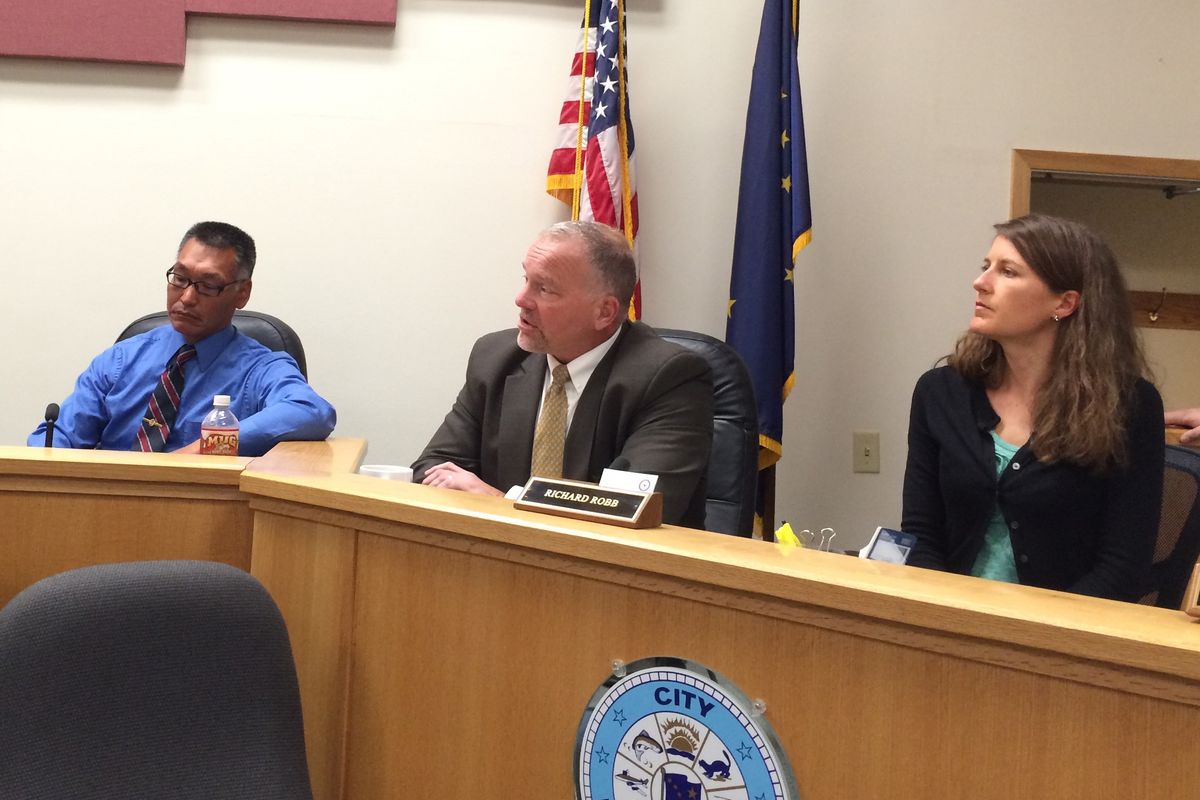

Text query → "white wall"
[3,0,1199,548]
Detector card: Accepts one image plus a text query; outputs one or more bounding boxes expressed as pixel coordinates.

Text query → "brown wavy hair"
[948,214,1148,471]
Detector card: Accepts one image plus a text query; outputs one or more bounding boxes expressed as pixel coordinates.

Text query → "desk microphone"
[44,403,59,448]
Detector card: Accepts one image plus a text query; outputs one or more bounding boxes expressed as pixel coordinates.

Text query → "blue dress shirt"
[28,324,336,457]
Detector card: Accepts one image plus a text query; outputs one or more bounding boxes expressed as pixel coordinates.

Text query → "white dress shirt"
[536,326,623,431]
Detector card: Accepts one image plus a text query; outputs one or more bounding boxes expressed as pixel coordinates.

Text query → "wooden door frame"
[1011,149,1200,330]
[1011,149,1200,217]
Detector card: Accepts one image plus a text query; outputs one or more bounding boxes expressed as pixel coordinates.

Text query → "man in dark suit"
[413,221,713,528]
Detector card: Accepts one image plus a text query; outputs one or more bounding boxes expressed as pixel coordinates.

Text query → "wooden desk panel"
[239,466,1200,800]
[6,441,1198,799]
[0,439,365,609]
[0,446,252,606]
[343,531,1199,799]
[250,512,357,800]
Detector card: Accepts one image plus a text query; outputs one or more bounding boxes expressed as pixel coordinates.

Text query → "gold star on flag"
[781,129,790,148]
[782,175,792,192]
[727,298,736,318]
[785,268,794,283]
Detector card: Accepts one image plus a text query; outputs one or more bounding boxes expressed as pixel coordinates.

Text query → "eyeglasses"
[166,267,247,298]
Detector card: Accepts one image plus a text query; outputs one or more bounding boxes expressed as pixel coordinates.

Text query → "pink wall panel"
[187,0,396,25]
[0,0,395,66]
[0,0,186,66]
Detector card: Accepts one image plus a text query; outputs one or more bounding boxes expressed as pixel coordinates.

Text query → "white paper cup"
[358,464,414,482]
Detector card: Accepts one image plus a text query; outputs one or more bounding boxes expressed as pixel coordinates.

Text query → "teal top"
[969,431,1021,583]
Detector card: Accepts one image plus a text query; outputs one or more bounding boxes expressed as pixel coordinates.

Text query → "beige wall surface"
[3,0,1199,548]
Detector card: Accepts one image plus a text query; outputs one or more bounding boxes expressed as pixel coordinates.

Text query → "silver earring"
[1053,314,1060,322]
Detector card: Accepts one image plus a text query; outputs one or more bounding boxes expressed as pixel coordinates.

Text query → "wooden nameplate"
[514,476,663,529]
[1183,561,1200,618]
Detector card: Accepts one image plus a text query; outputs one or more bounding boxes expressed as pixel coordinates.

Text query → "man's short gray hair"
[542,220,636,309]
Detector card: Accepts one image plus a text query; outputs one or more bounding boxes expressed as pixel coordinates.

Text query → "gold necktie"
[530,364,571,479]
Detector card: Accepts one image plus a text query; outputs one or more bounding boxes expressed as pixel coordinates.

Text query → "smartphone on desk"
[861,527,917,565]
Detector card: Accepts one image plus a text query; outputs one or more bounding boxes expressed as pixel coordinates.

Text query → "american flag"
[546,0,640,319]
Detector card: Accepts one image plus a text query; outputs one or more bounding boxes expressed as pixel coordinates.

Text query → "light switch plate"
[853,431,880,473]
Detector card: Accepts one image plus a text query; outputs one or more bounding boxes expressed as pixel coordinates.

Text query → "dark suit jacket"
[413,321,713,528]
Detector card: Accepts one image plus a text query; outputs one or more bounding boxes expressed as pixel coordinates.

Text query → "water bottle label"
[200,429,239,456]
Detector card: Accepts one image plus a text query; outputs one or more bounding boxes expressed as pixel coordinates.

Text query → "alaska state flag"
[725,0,812,470]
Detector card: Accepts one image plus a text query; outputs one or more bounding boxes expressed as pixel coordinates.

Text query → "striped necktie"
[135,344,197,452]
[530,364,571,479]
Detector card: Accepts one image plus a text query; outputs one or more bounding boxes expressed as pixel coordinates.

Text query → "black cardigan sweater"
[901,366,1163,602]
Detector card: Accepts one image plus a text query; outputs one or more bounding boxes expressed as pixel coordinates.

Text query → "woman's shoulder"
[911,366,984,425]
[1130,377,1164,419]
[1132,376,1161,399]
[914,364,973,396]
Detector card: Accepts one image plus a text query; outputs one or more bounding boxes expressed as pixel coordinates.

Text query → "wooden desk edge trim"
[243,438,368,478]
[0,452,248,486]
[0,438,366,488]
[244,486,1200,693]
[0,474,244,501]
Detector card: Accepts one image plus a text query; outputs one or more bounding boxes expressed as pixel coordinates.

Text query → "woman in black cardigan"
[902,214,1163,602]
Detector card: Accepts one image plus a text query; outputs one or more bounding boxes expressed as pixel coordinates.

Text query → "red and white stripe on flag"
[545,0,641,319]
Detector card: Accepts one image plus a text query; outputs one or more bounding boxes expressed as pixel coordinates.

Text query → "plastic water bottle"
[199,395,240,456]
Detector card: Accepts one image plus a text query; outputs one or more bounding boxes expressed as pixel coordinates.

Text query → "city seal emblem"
[575,657,799,800]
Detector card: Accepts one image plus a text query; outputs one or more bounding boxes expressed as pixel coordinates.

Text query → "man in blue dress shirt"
[28,221,336,456]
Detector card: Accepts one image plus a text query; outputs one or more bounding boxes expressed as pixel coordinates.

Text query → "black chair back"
[117,310,308,379]
[0,560,314,800]
[657,328,758,537]
[1141,444,1200,608]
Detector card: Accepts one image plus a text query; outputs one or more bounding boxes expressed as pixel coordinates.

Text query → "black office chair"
[117,310,309,379]
[0,560,314,800]
[657,328,758,537]
[1140,444,1200,608]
